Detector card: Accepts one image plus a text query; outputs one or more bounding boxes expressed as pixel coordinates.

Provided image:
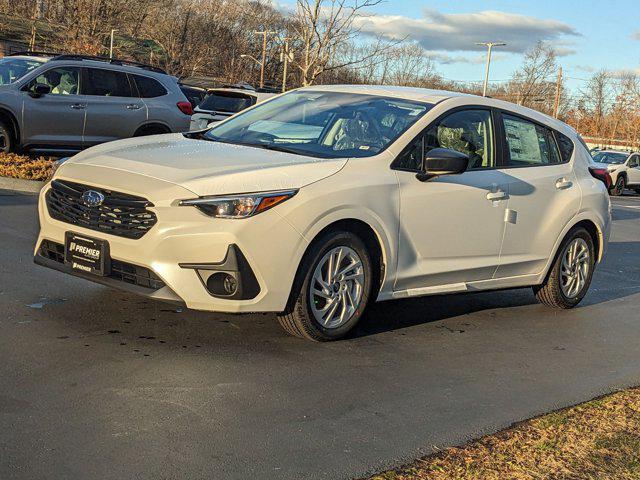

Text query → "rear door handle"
[486,191,508,201]
[70,103,86,110]
[126,104,142,110]
[555,178,573,190]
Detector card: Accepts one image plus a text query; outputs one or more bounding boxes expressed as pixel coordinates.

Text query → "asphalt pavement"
[1,189,639,480]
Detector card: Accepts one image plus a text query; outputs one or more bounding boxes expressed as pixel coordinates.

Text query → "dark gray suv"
[0,52,192,154]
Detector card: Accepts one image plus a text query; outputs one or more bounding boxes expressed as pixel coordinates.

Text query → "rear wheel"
[134,124,170,137]
[0,119,14,153]
[533,227,595,309]
[610,175,626,196]
[277,231,373,341]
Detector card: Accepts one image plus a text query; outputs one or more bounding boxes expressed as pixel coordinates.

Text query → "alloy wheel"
[560,238,590,298]
[309,246,365,329]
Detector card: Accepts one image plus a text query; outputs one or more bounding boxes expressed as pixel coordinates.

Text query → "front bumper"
[35,176,309,313]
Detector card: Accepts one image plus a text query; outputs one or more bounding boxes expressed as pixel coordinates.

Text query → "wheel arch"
[290,215,393,305]
[133,122,172,137]
[0,107,20,146]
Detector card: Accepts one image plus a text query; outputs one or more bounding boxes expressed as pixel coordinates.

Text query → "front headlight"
[179,190,297,218]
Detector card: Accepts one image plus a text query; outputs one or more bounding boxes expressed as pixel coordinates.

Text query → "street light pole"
[476,42,506,97]
[109,29,117,59]
[254,30,277,89]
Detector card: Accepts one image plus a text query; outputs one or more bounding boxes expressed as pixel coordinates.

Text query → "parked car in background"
[591,149,640,195]
[189,88,274,131]
[0,52,192,154]
[35,86,610,341]
[179,83,207,110]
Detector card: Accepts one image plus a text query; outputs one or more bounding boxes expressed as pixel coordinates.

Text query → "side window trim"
[391,105,500,173]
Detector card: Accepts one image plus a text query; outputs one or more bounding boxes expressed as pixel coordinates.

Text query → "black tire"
[533,227,595,309]
[277,231,373,341]
[0,119,14,153]
[610,175,626,196]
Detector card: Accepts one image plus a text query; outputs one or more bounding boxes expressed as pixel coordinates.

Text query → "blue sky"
[368,0,639,90]
[288,0,640,92]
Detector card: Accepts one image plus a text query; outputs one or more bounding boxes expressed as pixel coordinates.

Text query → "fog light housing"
[179,245,260,300]
[205,272,238,297]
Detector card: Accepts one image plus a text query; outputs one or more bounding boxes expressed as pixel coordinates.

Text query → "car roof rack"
[51,54,167,74]
[8,51,60,58]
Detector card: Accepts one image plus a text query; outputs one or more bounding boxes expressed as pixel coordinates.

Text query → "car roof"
[4,54,50,63]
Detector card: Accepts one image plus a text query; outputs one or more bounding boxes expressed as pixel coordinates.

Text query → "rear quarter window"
[132,75,168,98]
[554,131,575,163]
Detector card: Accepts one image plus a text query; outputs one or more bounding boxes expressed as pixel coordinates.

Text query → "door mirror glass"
[32,83,51,97]
[424,148,469,176]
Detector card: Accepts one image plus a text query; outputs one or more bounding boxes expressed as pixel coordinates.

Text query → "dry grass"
[369,388,640,480]
[0,153,56,181]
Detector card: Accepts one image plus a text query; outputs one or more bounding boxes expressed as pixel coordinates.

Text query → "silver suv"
[0,52,192,154]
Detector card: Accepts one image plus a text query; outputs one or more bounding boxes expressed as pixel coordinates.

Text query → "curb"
[0,176,46,194]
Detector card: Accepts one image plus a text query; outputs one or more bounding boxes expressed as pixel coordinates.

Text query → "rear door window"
[502,114,562,166]
[83,68,134,97]
[132,75,167,98]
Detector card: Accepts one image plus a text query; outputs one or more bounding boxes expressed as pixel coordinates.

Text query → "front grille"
[45,180,157,239]
[38,240,165,290]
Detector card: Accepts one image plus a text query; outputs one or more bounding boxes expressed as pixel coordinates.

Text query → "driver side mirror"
[417,148,469,181]
[29,83,51,98]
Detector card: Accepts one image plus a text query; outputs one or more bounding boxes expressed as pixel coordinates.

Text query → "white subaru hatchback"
[35,86,611,341]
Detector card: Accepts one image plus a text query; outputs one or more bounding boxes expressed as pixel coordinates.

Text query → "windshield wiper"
[250,143,306,156]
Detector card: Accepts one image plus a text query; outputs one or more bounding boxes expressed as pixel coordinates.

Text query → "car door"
[626,154,640,185]
[394,108,510,292]
[81,67,147,145]
[21,66,86,148]
[494,112,581,278]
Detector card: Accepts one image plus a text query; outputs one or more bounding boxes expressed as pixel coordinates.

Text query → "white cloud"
[632,31,640,40]
[354,9,580,56]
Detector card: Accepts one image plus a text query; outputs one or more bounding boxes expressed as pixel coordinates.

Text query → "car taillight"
[177,101,193,115]
[589,167,613,189]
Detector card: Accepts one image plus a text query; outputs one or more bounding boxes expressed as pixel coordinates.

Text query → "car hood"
[61,134,348,196]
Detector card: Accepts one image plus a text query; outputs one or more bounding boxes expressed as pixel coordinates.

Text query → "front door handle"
[126,104,142,110]
[486,190,508,201]
[70,103,86,110]
[555,178,573,190]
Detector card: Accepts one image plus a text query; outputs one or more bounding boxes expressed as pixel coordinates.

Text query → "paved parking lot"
[1,191,639,480]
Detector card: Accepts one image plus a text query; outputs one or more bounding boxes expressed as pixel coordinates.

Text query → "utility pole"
[254,30,277,89]
[476,42,506,97]
[109,29,117,59]
[281,38,292,93]
[553,66,563,118]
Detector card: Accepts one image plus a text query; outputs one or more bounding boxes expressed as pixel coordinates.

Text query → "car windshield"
[0,57,45,85]
[199,92,254,113]
[592,152,629,164]
[203,91,432,159]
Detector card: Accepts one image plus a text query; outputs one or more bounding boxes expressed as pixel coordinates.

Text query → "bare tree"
[507,41,558,113]
[290,0,390,86]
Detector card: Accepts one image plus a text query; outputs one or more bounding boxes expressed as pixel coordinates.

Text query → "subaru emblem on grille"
[81,190,105,207]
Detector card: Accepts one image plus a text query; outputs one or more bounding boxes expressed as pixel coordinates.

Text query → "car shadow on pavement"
[352,240,640,338]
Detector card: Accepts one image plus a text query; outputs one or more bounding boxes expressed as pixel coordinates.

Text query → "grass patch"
[368,387,640,480]
[0,153,56,181]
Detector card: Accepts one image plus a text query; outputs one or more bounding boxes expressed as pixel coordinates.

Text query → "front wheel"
[277,231,373,341]
[533,227,595,309]
[0,119,14,153]
[610,176,626,196]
